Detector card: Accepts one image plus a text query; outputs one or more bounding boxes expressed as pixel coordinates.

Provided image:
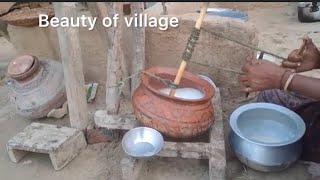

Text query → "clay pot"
[6,55,66,119]
[132,67,215,138]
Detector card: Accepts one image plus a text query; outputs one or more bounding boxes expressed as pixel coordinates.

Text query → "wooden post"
[130,2,145,95]
[53,2,89,130]
[88,2,124,114]
[104,2,123,114]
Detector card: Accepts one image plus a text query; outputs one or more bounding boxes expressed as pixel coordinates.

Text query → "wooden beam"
[88,2,124,114]
[130,2,145,95]
[53,2,89,130]
[105,2,123,114]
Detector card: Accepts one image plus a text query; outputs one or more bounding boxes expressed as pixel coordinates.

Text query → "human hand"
[239,59,286,93]
[282,36,320,72]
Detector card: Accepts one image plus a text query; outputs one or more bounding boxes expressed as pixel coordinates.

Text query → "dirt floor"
[0,3,319,180]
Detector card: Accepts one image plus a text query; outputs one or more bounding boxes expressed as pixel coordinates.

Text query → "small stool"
[7,123,87,170]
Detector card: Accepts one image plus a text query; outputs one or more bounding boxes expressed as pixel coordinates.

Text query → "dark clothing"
[257,89,320,163]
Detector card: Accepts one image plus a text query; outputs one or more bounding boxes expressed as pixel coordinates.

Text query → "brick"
[86,128,119,144]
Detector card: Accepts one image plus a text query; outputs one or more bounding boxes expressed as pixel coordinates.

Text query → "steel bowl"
[198,74,217,91]
[229,103,306,172]
[122,127,164,158]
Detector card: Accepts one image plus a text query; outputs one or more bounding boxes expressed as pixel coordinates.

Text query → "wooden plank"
[94,110,139,130]
[158,141,211,159]
[87,2,124,114]
[157,141,225,160]
[53,2,89,130]
[130,2,145,95]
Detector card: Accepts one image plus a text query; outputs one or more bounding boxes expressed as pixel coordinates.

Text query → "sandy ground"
[0,3,319,180]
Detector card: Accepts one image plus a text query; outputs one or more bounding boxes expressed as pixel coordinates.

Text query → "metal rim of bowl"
[197,74,217,90]
[121,127,164,157]
[229,102,306,147]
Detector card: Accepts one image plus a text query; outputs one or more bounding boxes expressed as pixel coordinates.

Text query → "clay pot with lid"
[6,55,66,119]
[132,67,215,138]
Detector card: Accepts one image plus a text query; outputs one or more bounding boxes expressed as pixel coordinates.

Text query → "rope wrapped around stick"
[182,28,201,61]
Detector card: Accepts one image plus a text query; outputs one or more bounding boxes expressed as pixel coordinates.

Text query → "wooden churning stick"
[169,2,209,97]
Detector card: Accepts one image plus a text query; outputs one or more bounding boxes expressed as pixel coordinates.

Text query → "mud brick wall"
[7,23,107,84]
[6,11,258,100]
[144,2,291,16]
[145,14,258,99]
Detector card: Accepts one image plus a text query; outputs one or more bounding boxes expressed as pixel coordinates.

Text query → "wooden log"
[88,2,124,114]
[53,2,89,130]
[130,2,145,95]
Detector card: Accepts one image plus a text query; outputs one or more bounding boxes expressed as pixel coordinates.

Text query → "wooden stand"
[94,88,226,180]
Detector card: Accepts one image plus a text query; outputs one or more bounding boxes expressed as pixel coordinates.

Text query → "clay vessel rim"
[7,55,40,81]
[7,55,35,76]
[141,67,215,103]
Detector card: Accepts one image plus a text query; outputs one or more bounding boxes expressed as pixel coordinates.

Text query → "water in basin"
[236,107,299,145]
[131,142,155,156]
[241,119,295,144]
[159,87,204,100]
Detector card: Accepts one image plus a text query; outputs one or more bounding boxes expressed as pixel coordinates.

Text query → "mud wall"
[7,10,135,86]
[6,6,258,99]
[145,14,258,98]
[144,2,292,16]
[7,13,107,84]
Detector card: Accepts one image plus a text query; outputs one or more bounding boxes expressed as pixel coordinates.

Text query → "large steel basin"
[229,103,306,172]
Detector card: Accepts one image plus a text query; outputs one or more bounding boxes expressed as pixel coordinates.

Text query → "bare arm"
[240,59,320,101]
[287,73,320,100]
